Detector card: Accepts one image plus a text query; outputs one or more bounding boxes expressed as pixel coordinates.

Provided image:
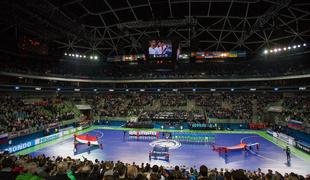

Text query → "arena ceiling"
[1,0,310,56]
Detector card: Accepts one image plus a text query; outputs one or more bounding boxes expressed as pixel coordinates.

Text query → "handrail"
[1,71,310,83]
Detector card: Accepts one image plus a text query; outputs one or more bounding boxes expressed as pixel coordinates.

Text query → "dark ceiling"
[0,0,310,56]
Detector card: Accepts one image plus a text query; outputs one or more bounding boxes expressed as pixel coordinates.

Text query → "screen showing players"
[148,40,172,58]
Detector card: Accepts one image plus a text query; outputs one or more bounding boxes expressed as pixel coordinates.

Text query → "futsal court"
[29,129,310,175]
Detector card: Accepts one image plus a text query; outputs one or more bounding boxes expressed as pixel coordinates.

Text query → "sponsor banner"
[5,140,35,153]
[3,126,83,153]
[266,129,273,136]
[35,132,63,145]
[296,141,310,154]
[267,130,296,146]
[249,123,266,129]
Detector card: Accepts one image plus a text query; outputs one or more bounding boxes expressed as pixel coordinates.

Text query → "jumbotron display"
[148,40,173,58]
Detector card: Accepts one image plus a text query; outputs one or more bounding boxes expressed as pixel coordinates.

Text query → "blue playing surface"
[29,129,310,175]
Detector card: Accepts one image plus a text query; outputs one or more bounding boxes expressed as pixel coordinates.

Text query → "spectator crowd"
[1,92,310,134]
[0,152,308,180]
[0,96,77,134]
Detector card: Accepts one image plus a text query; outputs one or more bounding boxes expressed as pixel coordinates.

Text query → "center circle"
[149,139,181,149]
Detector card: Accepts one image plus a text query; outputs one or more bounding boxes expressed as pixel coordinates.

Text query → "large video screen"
[148,40,173,58]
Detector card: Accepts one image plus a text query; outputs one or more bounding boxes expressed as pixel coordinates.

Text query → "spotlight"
[35,87,41,91]
[264,50,268,54]
[274,88,279,91]
[57,88,61,91]
[64,53,67,56]
[90,56,93,59]
[278,48,282,52]
[297,45,301,48]
[283,48,287,51]
[94,89,97,92]
[303,43,307,47]
[79,55,82,58]
[94,56,98,60]
[288,46,291,50]
[192,89,196,92]
[15,86,20,90]
[157,89,161,92]
[270,50,273,53]
[231,88,235,91]
[75,54,79,57]
[68,54,72,56]
[274,49,278,53]
[293,45,297,49]
[83,55,86,58]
